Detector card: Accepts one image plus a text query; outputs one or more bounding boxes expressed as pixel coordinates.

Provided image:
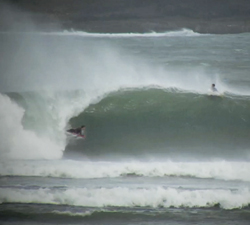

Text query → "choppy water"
[0,29,250,224]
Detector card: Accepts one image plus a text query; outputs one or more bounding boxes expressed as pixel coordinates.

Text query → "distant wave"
[58,28,203,38]
[0,28,204,37]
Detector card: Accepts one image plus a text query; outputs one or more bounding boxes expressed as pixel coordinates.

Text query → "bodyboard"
[66,131,85,139]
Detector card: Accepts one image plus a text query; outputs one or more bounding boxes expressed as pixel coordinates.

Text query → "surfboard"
[207,91,224,98]
[66,131,85,139]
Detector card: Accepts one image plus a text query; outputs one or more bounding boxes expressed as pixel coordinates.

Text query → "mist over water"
[0,31,208,159]
[0,32,158,159]
[1,29,250,160]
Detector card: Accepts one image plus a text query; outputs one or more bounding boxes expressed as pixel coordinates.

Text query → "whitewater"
[0,29,250,225]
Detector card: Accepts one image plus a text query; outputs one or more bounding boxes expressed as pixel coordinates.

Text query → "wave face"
[66,88,250,160]
[3,88,250,161]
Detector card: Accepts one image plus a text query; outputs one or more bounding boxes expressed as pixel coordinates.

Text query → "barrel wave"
[66,88,250,160]
[1,29,250,224]
[1,30,250,160]
[2,86,250,161]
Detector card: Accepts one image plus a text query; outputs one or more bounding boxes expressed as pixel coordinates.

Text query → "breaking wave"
[0,160,250,181]
[1,30,250,160]
[1,186,249,209]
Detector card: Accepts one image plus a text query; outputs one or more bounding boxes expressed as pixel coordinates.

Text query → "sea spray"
[0,93,62,159]
[1,31,250,161]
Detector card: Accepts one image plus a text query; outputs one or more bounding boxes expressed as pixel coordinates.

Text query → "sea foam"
[0,186,249,209]
[1,160,250,182]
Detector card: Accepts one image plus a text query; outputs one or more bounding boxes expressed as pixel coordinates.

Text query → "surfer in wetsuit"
[211,83,218,92]
[67,125,85,137]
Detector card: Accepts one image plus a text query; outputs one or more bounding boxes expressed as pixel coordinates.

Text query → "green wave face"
[66,88,250,160]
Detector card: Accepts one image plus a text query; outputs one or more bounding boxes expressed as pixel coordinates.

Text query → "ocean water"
[0,29,250,225]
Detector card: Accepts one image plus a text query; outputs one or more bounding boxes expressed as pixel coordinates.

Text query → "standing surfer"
[211,84,218,92]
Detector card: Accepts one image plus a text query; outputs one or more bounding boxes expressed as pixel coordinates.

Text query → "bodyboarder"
[67,125,85,138]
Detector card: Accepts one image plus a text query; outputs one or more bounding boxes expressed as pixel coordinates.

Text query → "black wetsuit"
[67,128,80,134]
